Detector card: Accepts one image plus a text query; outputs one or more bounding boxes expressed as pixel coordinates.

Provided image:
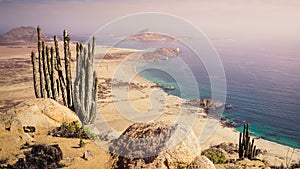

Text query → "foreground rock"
[109,121,215,169]
[6,144,63,169]
[0,98,81,133]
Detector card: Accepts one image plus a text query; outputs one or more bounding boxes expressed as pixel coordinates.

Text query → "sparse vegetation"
[238,123,258,159]
[79,139,85,148]
[49,121,97,140]
[201,149,227,164]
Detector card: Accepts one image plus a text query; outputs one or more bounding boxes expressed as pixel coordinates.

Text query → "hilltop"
[0,26,50,46]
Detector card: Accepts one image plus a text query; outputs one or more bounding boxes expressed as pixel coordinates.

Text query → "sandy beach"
[0,45,299,168]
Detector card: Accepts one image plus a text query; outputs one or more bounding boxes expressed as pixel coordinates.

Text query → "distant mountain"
[126,30,176,41]
[0,26,50,46]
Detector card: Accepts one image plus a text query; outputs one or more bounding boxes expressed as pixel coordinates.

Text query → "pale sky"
[0,0,299,44]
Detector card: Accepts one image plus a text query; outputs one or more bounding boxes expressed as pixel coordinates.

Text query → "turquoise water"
[101,38,300,149]
[135,43,300,149]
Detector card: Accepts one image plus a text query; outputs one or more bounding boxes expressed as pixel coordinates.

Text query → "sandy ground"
[0,45,299,168]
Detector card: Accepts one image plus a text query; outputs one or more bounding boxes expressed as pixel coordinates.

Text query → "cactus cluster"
[31,26,98,125]
[30,26,73,109]
[238,123,259,159]
[73,37,98,125]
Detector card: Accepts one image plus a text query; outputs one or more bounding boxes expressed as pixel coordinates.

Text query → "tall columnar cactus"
[238,124,259,159]
[31,27,73,108]
[37,26,46,98]
[31,27,89,113]
[54,35,68,106]
[42,43,52,98]
[30,51,40,98]
[50,47,58,101]
[74,36,98,125]
[63,30,73,109]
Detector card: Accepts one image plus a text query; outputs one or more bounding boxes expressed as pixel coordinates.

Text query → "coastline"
[94,46,300,166]
[0,45,299,167]
[123,51,300,165]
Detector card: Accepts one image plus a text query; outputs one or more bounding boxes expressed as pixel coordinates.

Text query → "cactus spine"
[74,36,98,125]
[238,123,259,159]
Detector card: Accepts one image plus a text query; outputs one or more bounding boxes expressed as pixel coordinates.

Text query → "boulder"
[109,121,215,169]
[1,98,81,133]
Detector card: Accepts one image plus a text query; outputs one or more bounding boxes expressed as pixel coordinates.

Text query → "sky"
[0,0,300,44]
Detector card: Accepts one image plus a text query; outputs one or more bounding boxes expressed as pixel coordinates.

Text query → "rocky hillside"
[0,26,50,46]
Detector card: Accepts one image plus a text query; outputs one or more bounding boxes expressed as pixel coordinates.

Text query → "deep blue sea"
[99,38,300,149]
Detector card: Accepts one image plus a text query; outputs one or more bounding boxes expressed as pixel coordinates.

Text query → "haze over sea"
[103,38,300,149]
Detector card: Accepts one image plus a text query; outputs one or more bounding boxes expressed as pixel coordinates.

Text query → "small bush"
[79,139,85,148]
[201,149,227,164]
[49,121,97,139]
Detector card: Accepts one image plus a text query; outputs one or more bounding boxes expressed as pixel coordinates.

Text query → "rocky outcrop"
[0,26,50,46]
[109,121,215,169]
[103,51,135,60]
[0,98,81,133]
[125,31,176,41]
[141,48,180,62]
[186,99,224,111]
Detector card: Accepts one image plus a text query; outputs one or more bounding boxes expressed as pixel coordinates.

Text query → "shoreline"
[125,54,300,165]
[0,45,299,167]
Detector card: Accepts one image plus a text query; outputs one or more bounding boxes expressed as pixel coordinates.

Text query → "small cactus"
[238,123,258,159]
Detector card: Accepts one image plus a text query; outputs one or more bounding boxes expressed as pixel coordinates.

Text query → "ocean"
[100,38,300,149]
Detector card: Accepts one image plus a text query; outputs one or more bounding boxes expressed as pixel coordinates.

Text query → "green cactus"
[54,35,68,106]
[43,44,52,98]
[50,47,58,101]
[30,51,40,98]
[238,123,258,160]
[63,30,73,109]
[74,37,98,125]
[37,26,46,98]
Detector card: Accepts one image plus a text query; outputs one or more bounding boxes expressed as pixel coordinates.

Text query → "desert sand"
[0,45,299,168]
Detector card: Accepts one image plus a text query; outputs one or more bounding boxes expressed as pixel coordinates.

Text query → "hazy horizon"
[1,0,300,45]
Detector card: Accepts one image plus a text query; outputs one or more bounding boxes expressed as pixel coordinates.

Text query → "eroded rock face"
[109,121,214,169]
[0,98,81,133]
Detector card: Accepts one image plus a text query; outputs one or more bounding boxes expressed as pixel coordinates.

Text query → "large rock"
[109,121,215,169]
[0,98,81,132]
